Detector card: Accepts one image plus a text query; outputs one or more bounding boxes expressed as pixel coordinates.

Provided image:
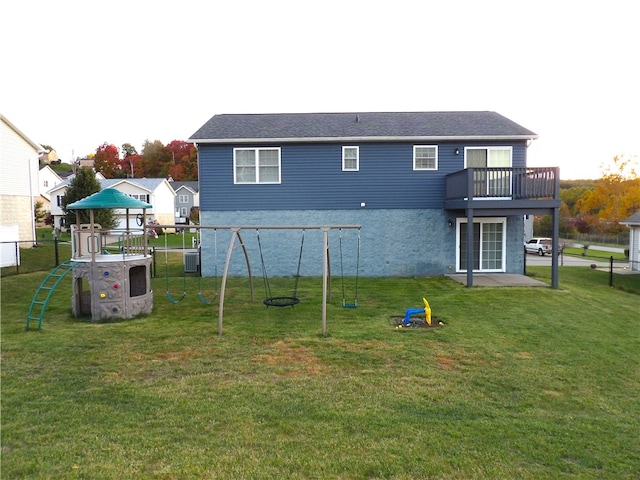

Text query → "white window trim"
[178,194,189,204]
[233,147,282,184]
[455,217,507,273]
[413,145,438,170]
[464,146,513,198]
[342,146,359,171]
[463,146,513,168]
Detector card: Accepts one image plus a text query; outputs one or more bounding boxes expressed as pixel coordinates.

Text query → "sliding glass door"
[465,147,512,197]
[457,218,506,272]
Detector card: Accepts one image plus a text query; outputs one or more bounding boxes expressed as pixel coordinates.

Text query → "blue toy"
[403,298,432,326]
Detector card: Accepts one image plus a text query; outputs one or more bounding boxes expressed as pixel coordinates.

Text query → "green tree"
[120,143,139,177]
[534,203,574,237]
[141,140,170,177]
[560,186,593,216]
[189,207,200,225]
[121,143,138,158]
[62,167,117,229]
[34,201,47,225]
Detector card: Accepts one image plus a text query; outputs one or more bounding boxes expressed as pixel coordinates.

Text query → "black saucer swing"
[256,229,305,307]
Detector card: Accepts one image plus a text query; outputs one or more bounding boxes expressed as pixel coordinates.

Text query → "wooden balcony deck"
[444,167,561,214]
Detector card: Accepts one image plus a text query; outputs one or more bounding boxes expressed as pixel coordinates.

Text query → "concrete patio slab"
[446,273,548,287]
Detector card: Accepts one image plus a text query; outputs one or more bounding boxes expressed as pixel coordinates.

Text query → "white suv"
[524,237,553,256]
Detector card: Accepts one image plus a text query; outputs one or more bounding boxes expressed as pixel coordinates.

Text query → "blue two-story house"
[190,111,560,287]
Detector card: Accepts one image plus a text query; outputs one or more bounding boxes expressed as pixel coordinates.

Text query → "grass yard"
[561,247,628,262]
[1,265,639,479]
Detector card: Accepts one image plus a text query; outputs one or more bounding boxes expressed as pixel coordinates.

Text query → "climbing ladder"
[26,260,77,331]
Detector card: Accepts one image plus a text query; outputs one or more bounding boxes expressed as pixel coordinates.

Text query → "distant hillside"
[560,179,596,189]
[48,162,74,175]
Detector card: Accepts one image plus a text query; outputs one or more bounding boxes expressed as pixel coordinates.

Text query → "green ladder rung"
[26,260,76,331]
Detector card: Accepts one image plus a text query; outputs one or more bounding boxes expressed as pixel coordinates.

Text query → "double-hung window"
[342,146,359,171]
[234,148,281,184]
[128,194,150,203]
[413,146,438,170]
[178,194,189,204]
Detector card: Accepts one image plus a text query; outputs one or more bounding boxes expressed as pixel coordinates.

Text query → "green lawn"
[561,247,627,262]
[1,266,639,479]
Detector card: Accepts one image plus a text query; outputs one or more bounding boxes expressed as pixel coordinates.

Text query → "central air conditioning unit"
[184,252,199,273]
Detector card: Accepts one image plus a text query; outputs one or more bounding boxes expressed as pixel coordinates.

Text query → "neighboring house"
[39,149,60,164]
[38,165,63,214]
[621,211,640,272]
[49,177,176,231]
[78,157,94,169]
[170,181,199,225]
[0,113,44,252]
[190,111,561,286]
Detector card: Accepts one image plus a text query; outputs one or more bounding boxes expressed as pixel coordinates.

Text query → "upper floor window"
[234,148,281,184]
[413,146,438,170]
[128,194,150,203]
[43,180,49,187]
[178,194,189,204]
[342,146,359,171]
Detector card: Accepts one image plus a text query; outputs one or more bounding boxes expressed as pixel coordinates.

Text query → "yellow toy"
[403,297,432,326]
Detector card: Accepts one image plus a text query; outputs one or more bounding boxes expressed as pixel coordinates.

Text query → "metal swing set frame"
[157,224,360,336]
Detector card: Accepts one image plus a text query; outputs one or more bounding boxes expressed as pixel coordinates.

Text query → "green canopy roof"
[66,188,152,210]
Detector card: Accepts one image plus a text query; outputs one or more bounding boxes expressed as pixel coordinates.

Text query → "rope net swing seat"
[164,229,187,304]
[339,228,360,308]
[197,229,219,305]
[256,229,305,307]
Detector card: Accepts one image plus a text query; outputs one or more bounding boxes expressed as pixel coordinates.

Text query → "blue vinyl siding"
[198,141,528,211]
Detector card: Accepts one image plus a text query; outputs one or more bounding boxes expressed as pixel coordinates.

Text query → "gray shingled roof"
[190,111,537,143]
[621,210,640,225]
[53,177,169,193]
[170,181,199,193]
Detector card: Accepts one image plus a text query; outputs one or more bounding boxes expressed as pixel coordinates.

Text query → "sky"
[1,0,638,180]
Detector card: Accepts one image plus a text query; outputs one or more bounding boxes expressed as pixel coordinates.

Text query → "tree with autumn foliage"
[165,140,198,181]
[575,155,640,233]
[120,143,141,178]
[88,139,199,180]
[93,142,121,178]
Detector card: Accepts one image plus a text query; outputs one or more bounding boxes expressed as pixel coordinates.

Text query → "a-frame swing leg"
[218,228,254,336]
[322,227,329,337]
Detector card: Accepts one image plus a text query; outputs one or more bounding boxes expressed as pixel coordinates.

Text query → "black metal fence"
[1,239,71,276]
[0,239,164,278]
